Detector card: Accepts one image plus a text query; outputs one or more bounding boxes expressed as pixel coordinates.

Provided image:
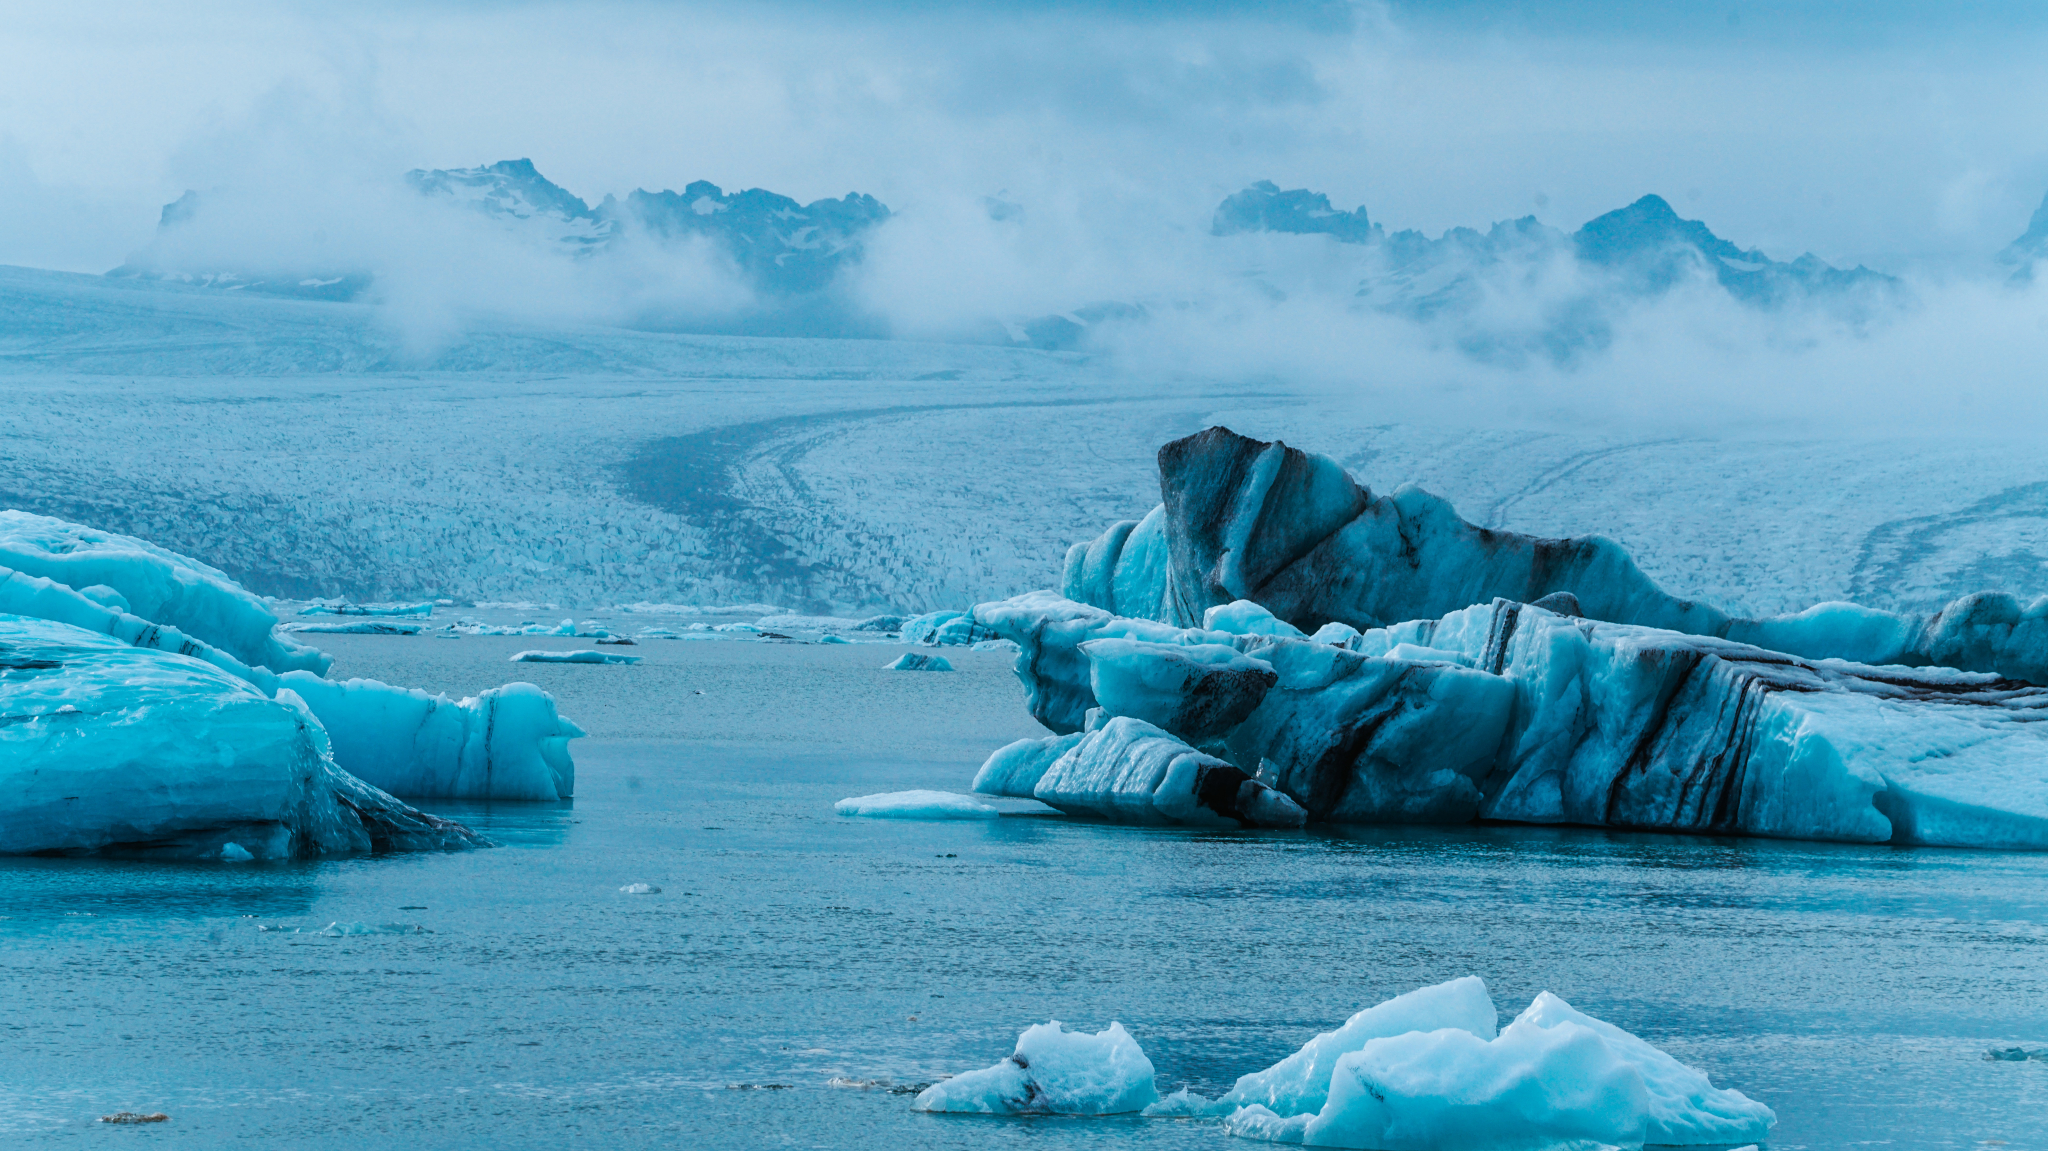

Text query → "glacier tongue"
[0,614,480,858]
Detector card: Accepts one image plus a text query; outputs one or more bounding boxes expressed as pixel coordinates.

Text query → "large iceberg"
[968,589,2048,846]
[0,510,329,675]
[1065,427,2048,686]
[0,614,480,858]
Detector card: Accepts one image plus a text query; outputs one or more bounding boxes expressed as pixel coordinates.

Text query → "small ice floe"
[835,790,999,820]
[280,621,423,635]
[595,637,638,646]
[219,842,254,862]
[1986,1046,2048,1061]
[915,1021,1159,1115]
[619,883,662,894]
[1158,977,1775,1148]
[885,653,952,672]
[819,635,850,645]
[509,650,641,664]
[99,1112,168,1124]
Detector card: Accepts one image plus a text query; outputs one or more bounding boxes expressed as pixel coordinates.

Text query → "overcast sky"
[3,0,2046,275]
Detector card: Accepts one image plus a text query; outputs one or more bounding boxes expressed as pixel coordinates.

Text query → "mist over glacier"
[6,1,2048,432]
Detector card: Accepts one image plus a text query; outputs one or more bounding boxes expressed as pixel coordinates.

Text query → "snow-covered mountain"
[2000,190,2048,280]
[110,158,892,305]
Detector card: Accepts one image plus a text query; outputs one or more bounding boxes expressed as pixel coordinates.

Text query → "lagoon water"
[3,638,2048,1148]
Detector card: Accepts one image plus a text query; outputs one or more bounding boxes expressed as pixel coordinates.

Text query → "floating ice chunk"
[853,614,907,632]
[0,615,482,857]
[0,510,328,674]
[913,1020,1159,1115]
[281,621,422,635]
[619,882,662,894]
[1032,716,1306,828]
[973,733,1086,797]
[1231,990,1776,1149]
[1079,637,1276,739]
[1157,977,1500,1120]
[298,601,433,618]
[219,842,254,862]
[1203,599,1307,639]
[510,649,641,664]
[278,675,582,801]
[834,790,998,819]
[820,635,850,645]
[885,652,952,671]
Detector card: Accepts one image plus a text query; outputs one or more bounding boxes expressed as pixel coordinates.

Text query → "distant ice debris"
[834,790,998,819]
[885,652,953,671]
[914,1021,1159,1115]
[756,614,865,630]
[473,601,558,611]
[262,921,426,936]
[281,621,422,635]
[619,882,662,894]
[820,635,850,644]
[298,600,433,618]
[971,638,1021,653]
[510,649,641,664]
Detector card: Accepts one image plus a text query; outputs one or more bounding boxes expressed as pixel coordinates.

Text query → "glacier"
[0,614,481,858]
[967,588,2048,846]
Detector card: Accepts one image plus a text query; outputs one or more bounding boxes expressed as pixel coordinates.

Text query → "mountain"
[1573,194,1891,305]
[1212,180,1377,244]
[109,159,892,305]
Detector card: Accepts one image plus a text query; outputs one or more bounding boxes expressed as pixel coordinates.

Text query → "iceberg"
[1066,428,2048,686]
[277,675,581,801]
[0,614,482,858]
[509,649,641,664]
[885,652,953,671]
[969,589,2048,846]
[913,1020,1159,1115]
[0,510,329,675]
[833,790,999,819]
[298,601,433,618]
[281,621,422,635]
[1180,978,1771,1149]
[0,526,585,804]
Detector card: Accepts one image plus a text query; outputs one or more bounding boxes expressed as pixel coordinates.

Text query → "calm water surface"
[2,739,2045,1149]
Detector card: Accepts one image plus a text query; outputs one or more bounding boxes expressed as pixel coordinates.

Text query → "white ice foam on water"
[834,790,998,820]
[509,649,641,664]
[914,1021,1159,1115]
